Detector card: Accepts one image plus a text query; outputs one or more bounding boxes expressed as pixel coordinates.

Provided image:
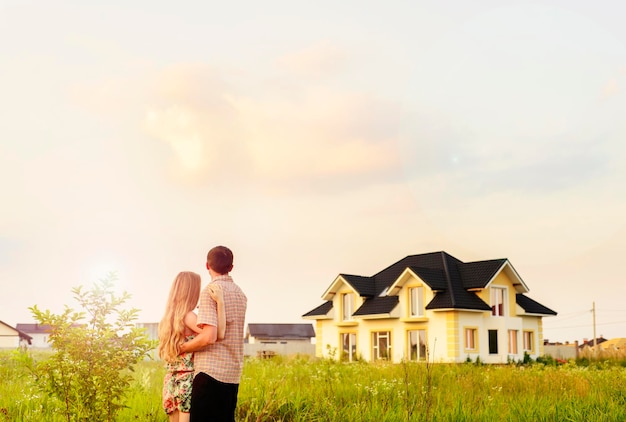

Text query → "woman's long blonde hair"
[158,271,201,362]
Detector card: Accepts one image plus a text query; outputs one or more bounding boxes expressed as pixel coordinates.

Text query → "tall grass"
[1,351,625,421]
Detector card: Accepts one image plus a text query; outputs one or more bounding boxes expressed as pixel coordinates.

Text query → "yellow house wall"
[537,319,544,356]
[398,279,435,319]
[446,312,459,359]
[315,320,324,357]
[0,324,18,348]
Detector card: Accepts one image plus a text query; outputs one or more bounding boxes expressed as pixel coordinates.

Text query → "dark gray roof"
[516,294,557,316]
[408,266,448,291]
[247,323,315,339]
[340,274,376,297]
[458,259,508,289]
[304,251,555,317]
[302,301,333,317]
[353,296,399,316]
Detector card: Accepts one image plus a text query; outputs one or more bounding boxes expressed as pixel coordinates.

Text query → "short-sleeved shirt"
[195,275,247,384]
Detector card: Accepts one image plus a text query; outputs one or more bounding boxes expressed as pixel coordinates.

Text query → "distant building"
[15,323,54,348]
[136,322,159,359]
[246,323,315,344]
[0,320,32,349]
[244,323,316,358]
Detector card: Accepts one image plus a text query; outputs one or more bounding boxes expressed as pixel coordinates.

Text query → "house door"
[488,330,498,354]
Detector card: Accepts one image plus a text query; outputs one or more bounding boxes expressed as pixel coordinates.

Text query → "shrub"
[24,274,156,422]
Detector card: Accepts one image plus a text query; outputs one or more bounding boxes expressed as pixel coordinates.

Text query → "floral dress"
[162,335,195,414]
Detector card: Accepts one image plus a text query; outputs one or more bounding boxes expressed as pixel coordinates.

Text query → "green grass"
[1,351,625,421]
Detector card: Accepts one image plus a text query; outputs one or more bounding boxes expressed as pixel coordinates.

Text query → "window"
[488,330,498,354]
[491,287,506,316]
[409,286,424,317]
[341,333,357,362]
[508,330,518,354]
[464,328,477,350]
[342,293,355,321]
[408,329,427,361]
[372,331,391,361]
[523,331,534,352]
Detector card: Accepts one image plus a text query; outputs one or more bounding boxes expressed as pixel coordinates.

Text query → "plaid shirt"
[195,275,247,384]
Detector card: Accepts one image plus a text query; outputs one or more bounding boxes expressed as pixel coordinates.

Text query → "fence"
[244,343,316,358]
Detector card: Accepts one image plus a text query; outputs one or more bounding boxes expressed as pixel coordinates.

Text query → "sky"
[1,1,625,344]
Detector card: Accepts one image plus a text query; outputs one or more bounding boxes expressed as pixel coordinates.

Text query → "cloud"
[601,77,619,100]
[275,40,347,80]
[144,105,212,173]
[143,63,405,192]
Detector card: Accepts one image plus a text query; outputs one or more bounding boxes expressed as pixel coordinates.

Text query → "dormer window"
[491,287,506,317]
[342,293,355,321]
[409,286,424,317]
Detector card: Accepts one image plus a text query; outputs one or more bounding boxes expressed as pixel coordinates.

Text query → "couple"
[158,246,247,422]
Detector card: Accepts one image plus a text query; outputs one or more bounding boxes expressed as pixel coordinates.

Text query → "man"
[180,245,247,421]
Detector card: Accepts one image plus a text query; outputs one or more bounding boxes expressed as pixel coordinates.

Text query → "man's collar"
[212,275,233,282]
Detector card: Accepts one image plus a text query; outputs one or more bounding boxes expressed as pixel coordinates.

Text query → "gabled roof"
[458,259,507,289]
[516,294,557,316]
[16,323,54,334]
[304,251,556,318]
[322,274,375,301]
[598,338,626,350]
[1,320,33,341]
[247,323,315,339]
[16,323,85,332]
[352,296,399,317]
[408,266,448,291]
[302,301,333,318]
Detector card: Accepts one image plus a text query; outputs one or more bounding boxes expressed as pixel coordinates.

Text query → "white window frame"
[407,329,427,361]
[342,293,355,321]
[491,287,506,317]
[372,331,391,361]
[508,330,518,354]
[341,332,357,362]
[523,331,534,352]
[409,286,425,317]
[464,328,477,351]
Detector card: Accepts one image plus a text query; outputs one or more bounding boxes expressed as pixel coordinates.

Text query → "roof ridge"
[440,251,456,307]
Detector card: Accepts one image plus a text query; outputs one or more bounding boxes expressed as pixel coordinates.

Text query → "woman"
[158,271,225,422]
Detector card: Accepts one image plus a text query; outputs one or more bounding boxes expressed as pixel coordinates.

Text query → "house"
[246,323,315,344]
[136,322,160,359]
[16,323,84,348]
[15,323,55,348]
[597,338,626,351]
[0,320,32,349]
[543,340,579,360]
[578,336,608,349]
[302,251,557,364]
[244,323,316,358]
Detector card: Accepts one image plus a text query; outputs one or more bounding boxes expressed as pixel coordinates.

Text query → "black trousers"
[190,372,239,422]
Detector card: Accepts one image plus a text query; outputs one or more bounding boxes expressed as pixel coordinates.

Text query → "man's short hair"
[207,246,234,275]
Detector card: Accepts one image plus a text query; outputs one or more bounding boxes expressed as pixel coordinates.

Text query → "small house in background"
[136,322,160,359]
[244,323,316,358]
[597,337,626,351]
[246,323,315,344]
[0,320,32,349]
[15,323,53,348]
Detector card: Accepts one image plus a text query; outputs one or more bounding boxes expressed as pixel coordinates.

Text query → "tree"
[26,273,156,421]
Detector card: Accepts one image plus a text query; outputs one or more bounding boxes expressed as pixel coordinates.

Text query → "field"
[1,351,625,421]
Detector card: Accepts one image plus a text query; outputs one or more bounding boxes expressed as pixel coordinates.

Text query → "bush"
[24,274,156,422]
